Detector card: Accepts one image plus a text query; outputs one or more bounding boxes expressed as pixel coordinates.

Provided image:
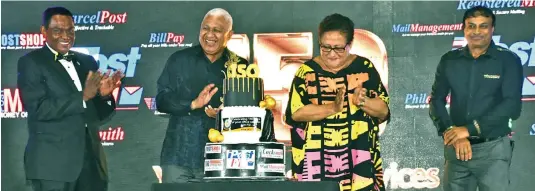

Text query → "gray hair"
[203,8,233,32]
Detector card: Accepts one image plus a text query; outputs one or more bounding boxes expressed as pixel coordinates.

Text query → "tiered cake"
[220,77,265,143]
[203,62,285,181]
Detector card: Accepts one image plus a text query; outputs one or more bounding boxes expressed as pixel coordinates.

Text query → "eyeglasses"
[320,44,347,53]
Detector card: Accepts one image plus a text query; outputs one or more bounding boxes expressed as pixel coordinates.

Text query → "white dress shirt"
[46,43,87,108]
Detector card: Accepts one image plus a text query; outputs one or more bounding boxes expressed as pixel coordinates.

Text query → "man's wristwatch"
[442,126,453,136]
[473,120,481,135]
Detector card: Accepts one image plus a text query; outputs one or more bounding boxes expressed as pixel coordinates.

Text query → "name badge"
[483,74,500,79]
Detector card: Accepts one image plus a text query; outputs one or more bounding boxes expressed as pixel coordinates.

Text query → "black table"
[151,180,339,191]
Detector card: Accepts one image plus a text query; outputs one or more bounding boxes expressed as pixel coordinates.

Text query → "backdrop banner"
[2,1,534,191]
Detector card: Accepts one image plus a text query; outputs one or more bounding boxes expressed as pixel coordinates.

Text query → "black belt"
[468,136,502,145]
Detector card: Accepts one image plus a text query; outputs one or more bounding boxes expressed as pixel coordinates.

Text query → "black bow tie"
[55,54,74,62]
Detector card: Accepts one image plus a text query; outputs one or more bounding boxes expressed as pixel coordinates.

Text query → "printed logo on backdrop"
[144,97,168,115]
[404,93,450,109]
[140,32,193,48]
[70,47,141,77]
[392,23,462,37]
[452,35,535,101]
[1,33,45,50]
[112,86,144,110]
[530,124,535,135]
[73,10,127,31]
[457,0,535,15]
[1,88,28,119]
[100,126,125,146]
[383,162,440,189]
[71,46,145,110]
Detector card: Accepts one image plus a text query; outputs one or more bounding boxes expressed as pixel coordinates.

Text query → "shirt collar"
[46,42,72,56]
[458,40,499,59]
[196,45,230,62]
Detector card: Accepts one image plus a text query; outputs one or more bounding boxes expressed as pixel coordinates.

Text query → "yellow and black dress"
[284,56,390,191]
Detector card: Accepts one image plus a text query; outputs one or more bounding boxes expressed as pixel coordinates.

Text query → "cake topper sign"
[225,51,259,78]
[227,64,259,78]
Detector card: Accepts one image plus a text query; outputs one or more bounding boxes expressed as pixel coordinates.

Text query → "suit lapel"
[71,55,88,90]
[40,47,79,92]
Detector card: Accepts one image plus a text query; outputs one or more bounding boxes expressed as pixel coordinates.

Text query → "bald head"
[202,8,233,32]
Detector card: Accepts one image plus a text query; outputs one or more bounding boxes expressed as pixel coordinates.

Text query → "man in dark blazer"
[17,7,124,191]
[156,8,250,183]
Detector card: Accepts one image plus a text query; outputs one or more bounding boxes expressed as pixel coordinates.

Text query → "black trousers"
[161,165,204,183]
[29,129,107,191]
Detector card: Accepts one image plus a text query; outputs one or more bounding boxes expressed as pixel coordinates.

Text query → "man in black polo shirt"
[429,6,523,191]
[155,8,248,183]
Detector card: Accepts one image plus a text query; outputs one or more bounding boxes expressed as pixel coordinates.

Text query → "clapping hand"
[99,70,125,96]
[352,86,368,107]
[332,88,345,113]
[191,84,218,110]
[83,71,104,101]
[205,104,222,118]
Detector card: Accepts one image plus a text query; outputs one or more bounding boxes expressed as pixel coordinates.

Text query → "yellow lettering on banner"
[351,121,368,140]
[324,128,348,147]
[304,125,321,149]
[227,64,259,78]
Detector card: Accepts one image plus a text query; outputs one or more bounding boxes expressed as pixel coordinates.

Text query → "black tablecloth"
[151,180,339,191]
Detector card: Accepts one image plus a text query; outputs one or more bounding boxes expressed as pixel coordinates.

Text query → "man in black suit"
[17,7,124,191]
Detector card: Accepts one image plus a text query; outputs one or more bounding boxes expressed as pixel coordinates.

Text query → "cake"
[203,61,285,180]
[219,77,266,143]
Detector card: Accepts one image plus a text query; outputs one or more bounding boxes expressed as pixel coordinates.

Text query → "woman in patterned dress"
[284,13,391,191]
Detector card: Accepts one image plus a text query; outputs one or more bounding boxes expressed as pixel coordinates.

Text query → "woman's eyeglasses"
[319,44,347,53]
